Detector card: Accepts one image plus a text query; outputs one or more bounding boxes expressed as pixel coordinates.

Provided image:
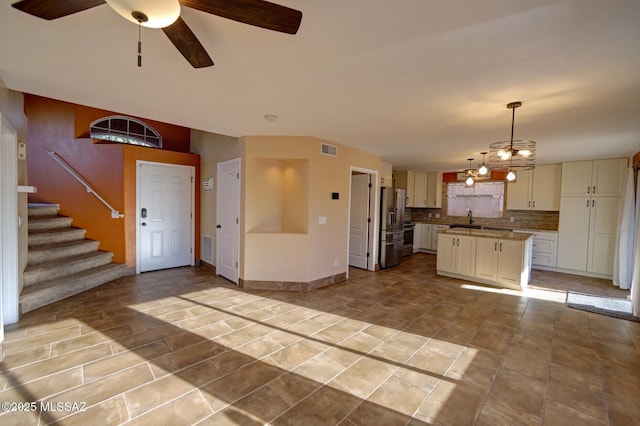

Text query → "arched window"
[90,115,162,148]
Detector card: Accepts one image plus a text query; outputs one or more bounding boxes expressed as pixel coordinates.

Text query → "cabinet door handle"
[592,199,595,207]
[528,201,531,208]
[457,238,460,247]
[587,199,590,208]
[499,242,503,252]
[532,201,535,208]
[593,186,596,194]
[494,242,497,251]
[587,186,590,194]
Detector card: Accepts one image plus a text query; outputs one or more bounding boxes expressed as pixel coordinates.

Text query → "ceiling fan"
[11,0,302,68]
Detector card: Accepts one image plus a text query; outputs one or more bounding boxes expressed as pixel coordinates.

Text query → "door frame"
[1,113,19,330]
[216,157,241,284]
[346,166,379,277]
[135,160,196,274]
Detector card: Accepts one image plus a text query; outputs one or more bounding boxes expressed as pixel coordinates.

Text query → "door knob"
[216,225,221,229]
[141,222,147,227]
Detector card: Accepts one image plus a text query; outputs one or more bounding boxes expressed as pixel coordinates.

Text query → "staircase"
[21,204,129,314]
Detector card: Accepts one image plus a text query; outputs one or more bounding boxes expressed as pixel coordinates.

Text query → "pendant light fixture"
[464,158,475,187]
[478,151,489,176]
[487,102,536,173]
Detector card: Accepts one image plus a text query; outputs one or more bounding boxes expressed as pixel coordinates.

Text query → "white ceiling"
[1,0,639,171]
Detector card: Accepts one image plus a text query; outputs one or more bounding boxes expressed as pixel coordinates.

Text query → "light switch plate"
[18,142,26,160]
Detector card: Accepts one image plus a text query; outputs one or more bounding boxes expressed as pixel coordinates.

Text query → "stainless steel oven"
[403,223,415,256]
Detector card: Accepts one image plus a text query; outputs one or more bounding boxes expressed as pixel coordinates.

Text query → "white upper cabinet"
[506,164,561,210]
[396,170,442,209]
[425,172,443,208]
[561,158,627,197]
[380,162,393,188]
[413,172,427,208]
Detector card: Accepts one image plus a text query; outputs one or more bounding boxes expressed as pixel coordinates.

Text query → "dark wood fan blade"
[180,0,302,34]
[12,0,105,20]
[162,17,214,68]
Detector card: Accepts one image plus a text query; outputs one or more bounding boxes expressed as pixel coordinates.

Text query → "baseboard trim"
[200,260,216,274]
[239,272,347,291]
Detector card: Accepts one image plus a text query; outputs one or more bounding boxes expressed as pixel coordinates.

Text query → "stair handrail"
[47,151,124,219]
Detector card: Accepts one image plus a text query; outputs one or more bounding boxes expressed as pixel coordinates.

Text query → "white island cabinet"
[437,229,533,290]
[437,233,476,276]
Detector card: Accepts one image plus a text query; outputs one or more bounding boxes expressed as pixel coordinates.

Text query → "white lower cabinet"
[431,225,449,251]
[557,196,620,275]
[437,234,476,276]
[414,223,448,252]
[413,224,423,253]
[421,224,432,250]
[438,232,533,290]
[514,230,558,268]
[475,239,528,287]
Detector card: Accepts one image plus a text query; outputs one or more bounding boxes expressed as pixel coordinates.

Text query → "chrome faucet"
[467,210,474,224]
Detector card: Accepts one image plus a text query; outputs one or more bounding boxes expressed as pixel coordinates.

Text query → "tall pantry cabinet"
[556,158,627,276]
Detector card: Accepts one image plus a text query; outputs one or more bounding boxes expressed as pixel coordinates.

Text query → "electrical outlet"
[334,258,339,267]
[428,213,432,218]
[510,216,515,222]
[435,213,441,218]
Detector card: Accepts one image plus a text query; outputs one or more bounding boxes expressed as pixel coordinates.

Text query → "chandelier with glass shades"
[487,101,536,181]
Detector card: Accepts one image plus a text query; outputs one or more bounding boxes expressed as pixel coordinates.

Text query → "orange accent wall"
[74,104,191,152]
[25,94,199,268]
[442,170,507,182]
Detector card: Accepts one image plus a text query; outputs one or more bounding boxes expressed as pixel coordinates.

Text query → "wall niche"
[247,158,309,234]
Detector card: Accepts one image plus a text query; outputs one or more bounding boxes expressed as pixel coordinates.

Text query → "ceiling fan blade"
[12,0,105,20]
[180,0,302,34]
[162,17,214,68]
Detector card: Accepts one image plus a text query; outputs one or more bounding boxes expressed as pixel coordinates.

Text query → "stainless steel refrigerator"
[379,187,405,269]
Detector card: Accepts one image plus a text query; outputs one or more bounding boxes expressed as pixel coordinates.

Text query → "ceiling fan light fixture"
[506,170,517,182]
[106,0,180,28]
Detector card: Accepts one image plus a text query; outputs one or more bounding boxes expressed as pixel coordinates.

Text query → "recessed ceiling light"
[264,114,278,122]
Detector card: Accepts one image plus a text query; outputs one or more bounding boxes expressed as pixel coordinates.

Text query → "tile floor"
[1,253,639,425]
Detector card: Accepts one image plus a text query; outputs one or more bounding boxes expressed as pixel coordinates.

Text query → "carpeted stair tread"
[27,204,60,217]
[28,215,74,231]
[20,263,128,314]
[24,250,113,287]
[28,227,86,246]
[28,239,101,266]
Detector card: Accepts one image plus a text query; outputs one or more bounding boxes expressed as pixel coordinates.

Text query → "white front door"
[349,173,371,269]
[138,162,194,273]
[216,158,240,284]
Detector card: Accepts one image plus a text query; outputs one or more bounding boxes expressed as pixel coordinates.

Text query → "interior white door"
[1,113,19,327]
[138,162,194,273]
[349,173,371,269]
[216,158,240,284]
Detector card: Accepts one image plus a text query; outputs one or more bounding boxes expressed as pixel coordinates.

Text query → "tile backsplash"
[409,184,559,231]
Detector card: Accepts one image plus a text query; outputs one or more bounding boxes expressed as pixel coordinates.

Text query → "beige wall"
[0,81,28,293]
[190,129,243,266]
[243,136,381,282]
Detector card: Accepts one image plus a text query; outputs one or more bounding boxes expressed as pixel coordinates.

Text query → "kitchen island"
[436,228,534,290]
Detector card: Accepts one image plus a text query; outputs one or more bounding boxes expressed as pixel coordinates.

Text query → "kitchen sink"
[449,224,482,229]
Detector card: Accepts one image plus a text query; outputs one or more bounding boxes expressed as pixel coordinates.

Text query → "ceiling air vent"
[321,143,337,157]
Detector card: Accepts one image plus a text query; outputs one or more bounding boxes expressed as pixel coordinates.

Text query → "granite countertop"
[440,228,534,241]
